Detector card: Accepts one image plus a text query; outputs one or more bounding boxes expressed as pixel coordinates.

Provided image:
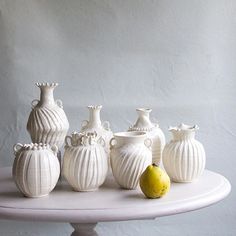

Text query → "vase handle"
[51,145,58,155]
[13,143,23,155]
[65,135,72,147]
[31,99,39,108]
[56,99,63,108]
[144,138,152,150]
[81,120,89,128]
[98,137,106,147]
[109,137,117,149]
[102,121,110,131]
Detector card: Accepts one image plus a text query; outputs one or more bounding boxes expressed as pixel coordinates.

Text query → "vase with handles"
[80,105,113,154]
[110,131,152,190]
[12,143,60,198]
[162,123,206,183]
[27,82,69,149]
[128,108,165,165]
[63,132,108,191]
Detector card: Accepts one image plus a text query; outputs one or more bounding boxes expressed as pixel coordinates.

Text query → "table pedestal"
[70,223,98,236]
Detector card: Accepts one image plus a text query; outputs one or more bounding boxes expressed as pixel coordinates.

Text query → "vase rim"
[87,105,102,110]
[169,123,199,132]
[35,82,58,88]
[136,108,152,113]
[114,131,147,138]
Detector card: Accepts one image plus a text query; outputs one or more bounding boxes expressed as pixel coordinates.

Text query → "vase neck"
[88,106,102,128]
[133,108,154,129]
[172,131,196,141]
[39,86,55,106]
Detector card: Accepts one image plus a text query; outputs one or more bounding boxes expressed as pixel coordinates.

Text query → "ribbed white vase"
[128,108,165,165]
[110,131,152,189]
[163,124,206,183]
[12,143,60,198]
[63,132,108,191]
[80,105,113,154]
[27,83,69,149]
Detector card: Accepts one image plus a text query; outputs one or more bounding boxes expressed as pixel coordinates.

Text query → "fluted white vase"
[110,131,152,189]
[12,143,60,198]
[163,124,206,183]
[128,108,165,165]
[27,82,69,149]
[80,105,113,154]
[63,132,108,191]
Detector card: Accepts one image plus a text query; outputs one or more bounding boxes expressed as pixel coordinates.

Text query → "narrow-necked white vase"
[110,131,152,190]
[80,105,113,154]
[162,124,206,183]
[128,108,165,165]
[12,143,60,197]
[63,132,108,191]
[27,82,69,149]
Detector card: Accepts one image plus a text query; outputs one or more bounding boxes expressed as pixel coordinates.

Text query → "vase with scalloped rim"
[27,82,69,149]
[162,123,206,183]
[80,105,113,154]
[128,108,165,165]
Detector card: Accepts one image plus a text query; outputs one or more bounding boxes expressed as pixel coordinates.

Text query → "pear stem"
[152,163,159,167]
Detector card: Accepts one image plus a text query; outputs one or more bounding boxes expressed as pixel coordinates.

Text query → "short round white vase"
[110,131,152,190]
[128,108,165,165]
[27,82,69,149]
[63,132,108,191]
[12,143,60,198]
[162,124,206,183]
[80,105,113,154]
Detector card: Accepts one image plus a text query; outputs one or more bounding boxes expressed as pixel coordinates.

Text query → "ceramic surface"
[27,82,69,149]
[63,132,108,191]
[80,105,113,154]
[12,143,60,197]
[163,123,206,182]
[110,131,152,189]
[128,108,165,165]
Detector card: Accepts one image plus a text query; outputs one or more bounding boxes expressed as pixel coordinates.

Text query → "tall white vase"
[12,143,60,198]
[80,105,113,154]
[128,108,165,165]
[162,124,206,183]
[27,83,69,149]
[110,131,152,190]
[63,132,108,191]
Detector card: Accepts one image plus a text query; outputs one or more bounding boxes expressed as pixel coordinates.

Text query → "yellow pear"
[139,164,170,198]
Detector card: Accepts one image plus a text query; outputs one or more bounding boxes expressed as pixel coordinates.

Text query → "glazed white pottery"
[162,123,206,183]
[63,132,108,191]
[12,143,60,198]
[128,108,165,165]
[80,105,113,154]
[110,131,152,190]
[27,82,69,149]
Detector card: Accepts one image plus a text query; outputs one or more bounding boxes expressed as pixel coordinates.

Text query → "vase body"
[80,105,113,154]
[27,83,69,149]
[162,124,206,183]
[128,108,165,165]
[110,131,152,189]
[12,143,60,197]
[63,132,108,191]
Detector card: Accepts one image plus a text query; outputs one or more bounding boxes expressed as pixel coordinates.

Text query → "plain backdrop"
[0,0,235,235]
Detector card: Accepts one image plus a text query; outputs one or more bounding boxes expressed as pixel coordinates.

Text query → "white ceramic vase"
[162,124,206,183]
[80,105,113,154]
[27,82,69,149]
[12,143,60,198]
[128,108,165,165]
[110,131,152,190]
[63,132,108,191]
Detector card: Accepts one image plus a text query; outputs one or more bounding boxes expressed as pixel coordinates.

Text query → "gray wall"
[0,0,235,235]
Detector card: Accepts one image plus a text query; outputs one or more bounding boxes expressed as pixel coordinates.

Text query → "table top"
[0,167,231,223]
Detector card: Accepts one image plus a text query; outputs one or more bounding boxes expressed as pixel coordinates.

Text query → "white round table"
[0,167,231,236]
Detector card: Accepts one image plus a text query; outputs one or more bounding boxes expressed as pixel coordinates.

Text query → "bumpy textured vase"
[162,124,206,183]
[128,108,165,165]
[80,105,113,154]
[27,83,69,149]
[110,131,152,189]
[63,132,108,191]
[12,143,60,198]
